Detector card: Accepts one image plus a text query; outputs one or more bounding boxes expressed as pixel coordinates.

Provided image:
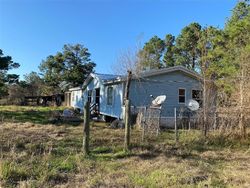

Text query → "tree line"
[136,0,249,102]
[0,0,249,111]
[0,44,96,104]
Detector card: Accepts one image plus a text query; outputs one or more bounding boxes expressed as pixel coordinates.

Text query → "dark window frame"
[178,88,186,104]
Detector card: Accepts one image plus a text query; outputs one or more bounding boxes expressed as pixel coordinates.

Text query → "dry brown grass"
[0,119,249,187]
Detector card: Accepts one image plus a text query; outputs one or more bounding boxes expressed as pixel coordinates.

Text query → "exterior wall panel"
[69,68,201,120]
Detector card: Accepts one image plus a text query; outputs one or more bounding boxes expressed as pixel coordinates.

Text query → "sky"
[0,0,238,80]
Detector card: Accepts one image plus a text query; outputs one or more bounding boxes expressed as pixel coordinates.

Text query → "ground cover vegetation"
[0,106,249,187]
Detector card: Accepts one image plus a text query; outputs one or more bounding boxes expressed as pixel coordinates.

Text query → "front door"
[95,88,100,113]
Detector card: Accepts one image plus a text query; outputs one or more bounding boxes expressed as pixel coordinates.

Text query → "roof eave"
[138,66,202,80]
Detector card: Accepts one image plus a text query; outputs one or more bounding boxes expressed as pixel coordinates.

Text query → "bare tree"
[198,27,218,137]
[112,37,145,76]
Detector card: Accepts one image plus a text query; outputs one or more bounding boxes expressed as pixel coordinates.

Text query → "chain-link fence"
[133,105,250,139]
[134,106,207,138]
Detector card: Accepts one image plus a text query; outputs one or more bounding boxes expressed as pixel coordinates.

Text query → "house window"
[107,87,113,105]
[179,89,186,103]
[192,90,202,106]
[87,90,92,103]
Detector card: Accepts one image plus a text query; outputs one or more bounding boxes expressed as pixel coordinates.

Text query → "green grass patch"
[0,105,67,124]
[48,156,77,173]
[1,161,30,184]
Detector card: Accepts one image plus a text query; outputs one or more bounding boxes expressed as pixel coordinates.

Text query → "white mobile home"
[68,66,202,121]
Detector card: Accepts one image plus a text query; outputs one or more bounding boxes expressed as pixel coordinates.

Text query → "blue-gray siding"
[129,71,200,117]
[70,70,201,119]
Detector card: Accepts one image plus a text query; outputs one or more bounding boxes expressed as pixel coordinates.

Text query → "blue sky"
[0,0,237,79]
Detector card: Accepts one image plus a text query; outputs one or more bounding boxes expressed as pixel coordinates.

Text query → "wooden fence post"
[83,101,90,156]
[124,70,132,151]
[124,99,131,151]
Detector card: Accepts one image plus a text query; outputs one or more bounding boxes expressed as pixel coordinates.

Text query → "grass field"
[0,106,250,187]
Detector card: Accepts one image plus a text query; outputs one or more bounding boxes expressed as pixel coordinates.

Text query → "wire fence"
[132,105,250,138]
[132,106,244,136]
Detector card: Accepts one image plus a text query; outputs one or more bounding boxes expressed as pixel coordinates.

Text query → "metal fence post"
[175,107,179,143]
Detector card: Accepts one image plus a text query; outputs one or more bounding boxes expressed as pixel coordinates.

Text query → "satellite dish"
[186,99,199,111]
[152,95,166,107]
